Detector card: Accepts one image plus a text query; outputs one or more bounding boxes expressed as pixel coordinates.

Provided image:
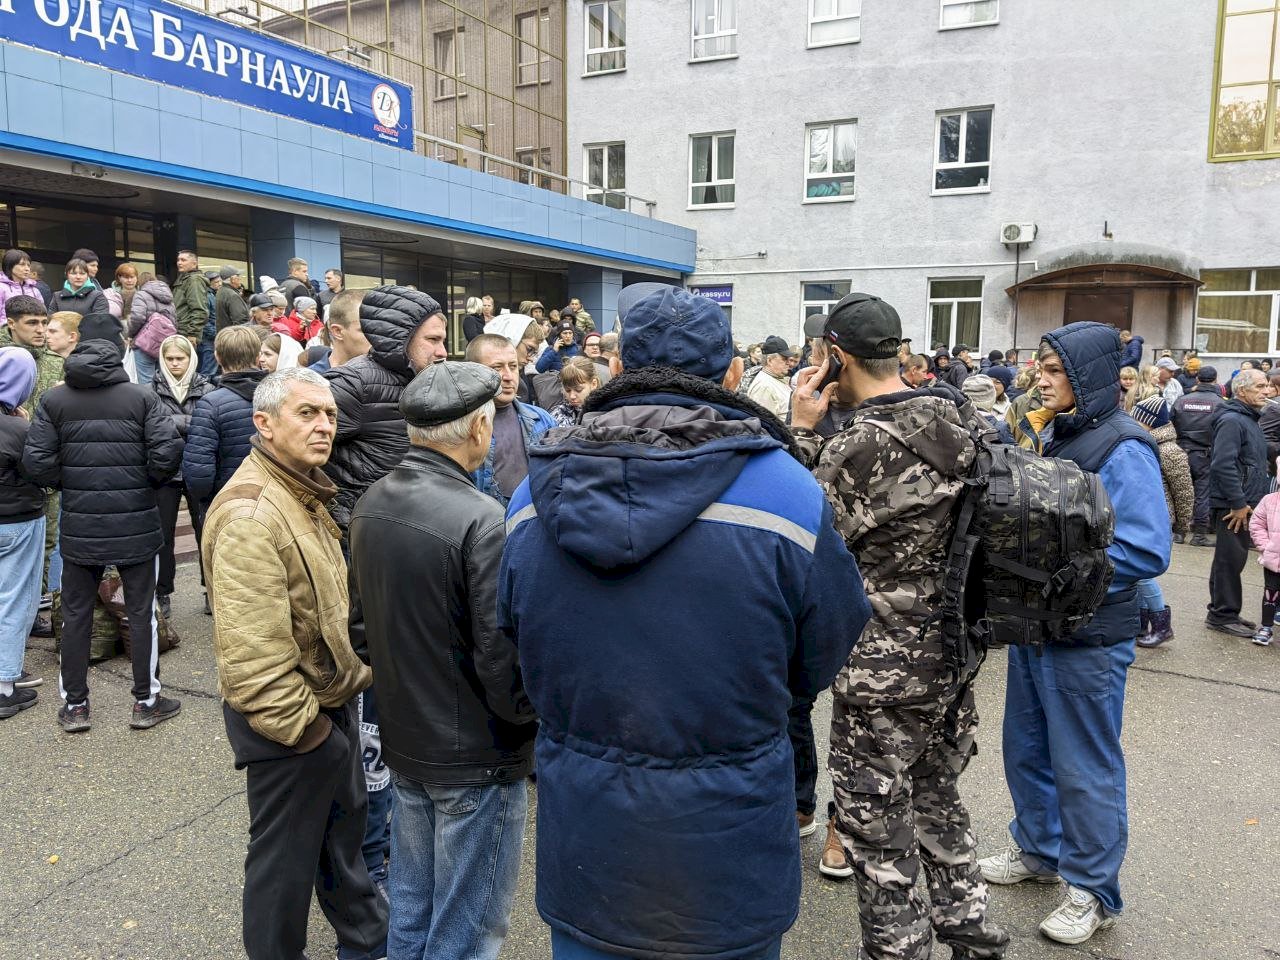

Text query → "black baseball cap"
[761,335,796,358]
[803,312,828,340]
[824,293,903,360]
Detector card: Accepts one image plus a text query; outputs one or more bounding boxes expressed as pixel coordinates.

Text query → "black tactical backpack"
[938,435,1116,668]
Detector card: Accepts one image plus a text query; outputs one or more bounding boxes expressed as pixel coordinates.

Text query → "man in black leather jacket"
[350,361,535,960]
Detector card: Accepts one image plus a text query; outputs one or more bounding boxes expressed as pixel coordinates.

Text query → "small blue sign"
[0,0,413,149]
[690,284,733,304]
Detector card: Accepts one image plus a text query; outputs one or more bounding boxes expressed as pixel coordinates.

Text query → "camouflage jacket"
[0,324,63,418]
[796,386,980,706]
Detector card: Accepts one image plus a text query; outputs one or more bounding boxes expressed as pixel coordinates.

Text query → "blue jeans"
[197,324,219,381]
[550,930,783,960]
[0,518,46,682]
[132,348,157,385]
[388,776,527,960]
[1003,641,1136,914]
[1134,578,1165,611]
[359,688,392,884]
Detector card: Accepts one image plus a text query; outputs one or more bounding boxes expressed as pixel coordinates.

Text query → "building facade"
[0,0,693,343]
[566,0,1280,363]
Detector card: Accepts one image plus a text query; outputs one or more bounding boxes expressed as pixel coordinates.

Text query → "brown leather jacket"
[203,441,371,748]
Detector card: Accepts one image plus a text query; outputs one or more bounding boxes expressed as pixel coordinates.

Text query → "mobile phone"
[818,352,843,391]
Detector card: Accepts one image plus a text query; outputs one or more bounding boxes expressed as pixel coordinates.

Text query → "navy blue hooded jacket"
[1209,397,1270,510]
[1119,333,1144,370]
[182,369,266,504]
[1022,322,1169,645]
[499,369,870,960]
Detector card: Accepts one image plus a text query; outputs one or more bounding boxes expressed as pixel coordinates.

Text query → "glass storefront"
[5,199,154,289]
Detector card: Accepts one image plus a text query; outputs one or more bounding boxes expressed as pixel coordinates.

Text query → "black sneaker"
[130,695,181,729]
[1206,619,1254,638]
[38,593,52,611]
[1190,533,1211,547]
[156,593,172,619]
[58,702,91,733]
[203,593,212,616]
[29,613,53,639]
[0,687,37,719]
[14,671,43,689]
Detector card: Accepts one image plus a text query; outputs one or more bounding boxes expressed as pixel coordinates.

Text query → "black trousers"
[1186,449,1212,532]
[1208,508,1253,623]
[155,483,203,597]
[60,558,157,705]
[788,695,818,817]
[241,701,388,960]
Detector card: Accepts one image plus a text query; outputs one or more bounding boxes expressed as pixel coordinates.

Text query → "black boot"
[1137,608,1153,643]
[1138,606,1174,647]
[1173,531,1185,544]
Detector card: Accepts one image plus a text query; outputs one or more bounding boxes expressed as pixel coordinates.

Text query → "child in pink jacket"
[1246,474,1280,646]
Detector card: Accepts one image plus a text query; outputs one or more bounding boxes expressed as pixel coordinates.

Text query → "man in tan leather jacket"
[203,366,388,960]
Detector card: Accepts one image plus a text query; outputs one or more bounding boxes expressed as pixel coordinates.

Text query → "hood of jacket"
[64,340,130,389]
[1150,422,1178,447]
[358,286,442,375]
[1040,321,1124,429]
[526,367,786,569]
[1220,397,1262,423]
[220,368,267,402]
[139,279,174,308]
[850,381,979,478]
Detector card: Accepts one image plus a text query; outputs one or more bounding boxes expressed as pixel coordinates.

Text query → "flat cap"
[400,361,501,428]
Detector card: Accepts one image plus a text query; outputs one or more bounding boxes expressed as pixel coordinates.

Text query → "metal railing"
[413,132,657,218]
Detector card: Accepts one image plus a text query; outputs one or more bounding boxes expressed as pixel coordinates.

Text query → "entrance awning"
[1004,241,1202,295]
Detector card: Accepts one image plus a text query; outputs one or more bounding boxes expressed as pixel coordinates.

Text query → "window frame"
[1194,267,1280,356]
[584,0,627,76]
[803,119,857,203]
[433,26,465,101]
[516,146,555,190]
[927,277,985,349]
[584,141,627,209]
[938,0,999,31]
[688,131,736,209]
[807,0,861,48]
[516,10,553,87]
[690,0,739,62]
[801,280,852,327]
[1209,0,1280,162]
[932,106,993,195]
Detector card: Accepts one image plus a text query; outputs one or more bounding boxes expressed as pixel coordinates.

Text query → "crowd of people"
[0,246,1271,960]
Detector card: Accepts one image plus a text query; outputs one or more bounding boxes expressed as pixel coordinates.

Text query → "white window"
[934,107,992,193]
[928,278,984,349]
[689,132,735,207]
[802,280,851,325]
[434,27,464,99]
[1194,268,1280,356]
[804,120,856,201]
[940,0,998,30]
[809,0,860,47]
[691,0,737,61]
[585,1,626,74]
[585,142,626,208]
[517,11,552,85]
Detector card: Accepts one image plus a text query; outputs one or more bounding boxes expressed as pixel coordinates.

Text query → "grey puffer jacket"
[128,280,177,339]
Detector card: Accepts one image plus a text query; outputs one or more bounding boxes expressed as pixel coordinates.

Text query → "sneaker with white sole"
[797,811,817,838]
[977,840,1060,885]
[1253,626,1273,647]
[1039,885,1116,944]
[818,815,854,879]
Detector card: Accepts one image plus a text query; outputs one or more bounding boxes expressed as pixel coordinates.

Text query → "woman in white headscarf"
[151,334,214,618]
[257,332,303,372]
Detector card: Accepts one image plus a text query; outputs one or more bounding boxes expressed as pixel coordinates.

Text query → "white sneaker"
[977,840,1061,885]
[1039,885,1116,945]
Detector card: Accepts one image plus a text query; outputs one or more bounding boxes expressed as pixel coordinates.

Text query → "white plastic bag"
[122,348,139,384]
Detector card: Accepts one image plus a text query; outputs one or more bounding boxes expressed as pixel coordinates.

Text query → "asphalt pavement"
[0,541,1277,960]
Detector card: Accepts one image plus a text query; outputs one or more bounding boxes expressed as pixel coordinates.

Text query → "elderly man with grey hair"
[350,362,536,959]
[202,365,388,960]
[1206,366,1273,637]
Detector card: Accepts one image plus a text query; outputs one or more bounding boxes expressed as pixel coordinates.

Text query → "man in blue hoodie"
[980,322,1169,946]
[499,284,870,960]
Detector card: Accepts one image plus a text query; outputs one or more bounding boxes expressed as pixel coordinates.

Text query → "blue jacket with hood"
[1119,333,1144,370]
[499,369,870,960]
[1020,322,1170,644]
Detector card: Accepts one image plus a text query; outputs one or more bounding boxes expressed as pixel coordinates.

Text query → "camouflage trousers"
[829,686,1008,960]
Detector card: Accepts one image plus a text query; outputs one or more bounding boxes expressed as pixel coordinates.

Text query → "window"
[585,142,626,208]
[804,120,856,201]
[585,1,626,74]
[809,0,860,47]
[802,281,851,325]
[434,27,464,99]
[1194,268,1280,355]
[928,278,983,348]
[689,132,735,207]
[517,147,555,189]
[692,0,737,60]
[1211,1,1280,160]
[934,107,992,193]
[517,11,553,85]
[940,0,998,29]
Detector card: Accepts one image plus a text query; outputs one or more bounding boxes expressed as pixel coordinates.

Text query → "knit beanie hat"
[293,297,317,314]
[987,349,1005,364]
[79,312,124,350]
[987,365,1014,390]
[1185,357,1202,374]
[1133,395,1171,428]
[961,374,998,411]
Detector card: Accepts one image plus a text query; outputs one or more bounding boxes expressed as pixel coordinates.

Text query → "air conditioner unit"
[1001,222,1037,245]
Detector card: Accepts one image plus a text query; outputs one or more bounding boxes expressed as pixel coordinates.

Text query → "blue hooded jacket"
[1024,322,1170,644]
[499,373,869,960]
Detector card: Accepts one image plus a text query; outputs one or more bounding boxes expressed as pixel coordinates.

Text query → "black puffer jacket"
[22,341,183,565]
[0,405,43,523]
[153,372,213,483]
[323,286,440,533]
[50,284,109,318]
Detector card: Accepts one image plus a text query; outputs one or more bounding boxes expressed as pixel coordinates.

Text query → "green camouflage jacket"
[795,387,980,706]
[0,324,63,418]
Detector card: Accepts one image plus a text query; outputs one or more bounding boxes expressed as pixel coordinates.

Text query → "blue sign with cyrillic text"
[0,0,413,149]
[689,284,733,304]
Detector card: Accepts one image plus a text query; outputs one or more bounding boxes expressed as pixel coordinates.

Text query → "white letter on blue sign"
[265,58,289,94]
[288,64,313,98]
[186,32,213,73]
[69,0,108,49]
[105,5,138,50]
[0,0,14,15]
[241,49,265,87]
[330,79,351,114]
[151,10,185,62]
[213,38,237,76]
[35,0,70,27]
